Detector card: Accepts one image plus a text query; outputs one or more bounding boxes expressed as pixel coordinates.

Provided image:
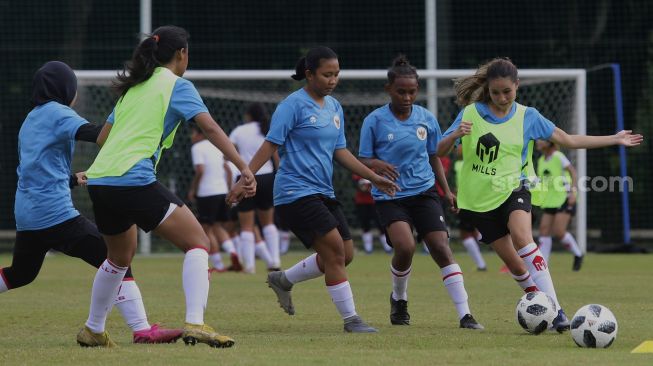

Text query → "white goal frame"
[76,69,587,255]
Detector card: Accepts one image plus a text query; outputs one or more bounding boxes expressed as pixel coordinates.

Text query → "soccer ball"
[570,304,618,348]
[515,291,558,334]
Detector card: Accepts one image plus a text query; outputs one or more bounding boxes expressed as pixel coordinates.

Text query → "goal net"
[73,69,587,253]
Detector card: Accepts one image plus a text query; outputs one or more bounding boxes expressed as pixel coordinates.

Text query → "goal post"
[74,68,587,254]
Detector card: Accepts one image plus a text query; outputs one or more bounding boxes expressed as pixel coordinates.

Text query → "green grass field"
[0,250,651,365]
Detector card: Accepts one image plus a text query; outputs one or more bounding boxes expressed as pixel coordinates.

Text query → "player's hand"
[371,174,401,197]
[75,171,88,186]
[239,168,257,197]
[615,130,643,147]
[455,121,473,138]
[226,179,247,206]
[445,190,459,213]
[567,192,577,206]
[369,159,399,181]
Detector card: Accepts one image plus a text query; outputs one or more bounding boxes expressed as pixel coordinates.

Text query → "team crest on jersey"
[333,115,341,129]
[416,126,427,140]
[388,133,394,141]
[310,116,317,124]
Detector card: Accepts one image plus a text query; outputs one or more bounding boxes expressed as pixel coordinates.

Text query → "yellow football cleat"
[182,323,235,348]
[76,326,117,348]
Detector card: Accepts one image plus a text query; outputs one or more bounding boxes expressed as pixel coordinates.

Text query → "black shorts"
[275,195,351,249]
[355,204,381,232]
[88,181,184,235]
[375,186,448,241]
[542,198,576,216]
[459,186,532,245]
[457,215,477,232]
[196,194,229,224]
[236,173,274,212]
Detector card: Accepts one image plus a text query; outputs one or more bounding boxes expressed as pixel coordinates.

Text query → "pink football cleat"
[133,324,183,344]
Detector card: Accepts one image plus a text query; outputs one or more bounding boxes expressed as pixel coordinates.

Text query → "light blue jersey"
[15,102,87,230]
[266,88,346,205]
[443,102,555,178]
[88,78,208,186]
[359,104,441,200]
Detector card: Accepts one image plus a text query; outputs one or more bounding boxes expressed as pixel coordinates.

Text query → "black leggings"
[1,215,133,289]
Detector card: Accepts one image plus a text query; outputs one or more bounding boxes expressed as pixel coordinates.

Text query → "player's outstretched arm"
[550,127,643,149]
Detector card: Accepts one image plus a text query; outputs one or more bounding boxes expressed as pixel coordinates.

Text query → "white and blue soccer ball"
[515,291,558,334]
[570,304,618,348]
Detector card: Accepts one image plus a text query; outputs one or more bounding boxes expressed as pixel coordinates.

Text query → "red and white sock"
[441,263,470,319]
[183,248,209,325]
[538,236,552,261]
[221,239,237,255]
[239,231,256,273]
[510,271,539,293]
[327,280,357,320]
[114,279,150,332]
[284,253,323,284]
[0,269,9,293]
[262,224,281,268]
[255,240,274,269]
[86,259,128,333]
[462,237,486,269]
[210,252,224,270]
[390,265,411,301]
[518,243,560,307]
[561,232,582,257]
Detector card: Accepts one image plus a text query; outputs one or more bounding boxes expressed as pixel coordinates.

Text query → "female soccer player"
[230,46,399,333]
[533,140,583,270]
[2,60,182,345]
[358,55,483,329]
[229,103,280,273]
[437,57,642,332]
[79,25,255,348]
[188,124,240,273]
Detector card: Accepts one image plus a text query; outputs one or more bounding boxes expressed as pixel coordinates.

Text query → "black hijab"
[31,61,77,106]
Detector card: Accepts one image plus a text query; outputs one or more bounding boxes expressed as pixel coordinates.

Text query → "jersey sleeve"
[190,143,204,166]
[266,101,295,145]
[427,113,442,155]
[358,115,375,158]
[442,109,464,146]
[335,102,346,149]
[57,108,89,141]
[106,108,115,125]
[169,78,210,122]
[525,107,556,140]
[557,151,571,168]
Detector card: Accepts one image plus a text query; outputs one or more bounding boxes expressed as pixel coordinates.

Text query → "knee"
[3,268,37,289]
[393,241,416,258]
[552,230,566,241]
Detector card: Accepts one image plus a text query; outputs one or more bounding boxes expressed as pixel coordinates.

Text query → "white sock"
[327,281,357,320]
[518,243,560,308]
[262,224,281,268]
[441,263,470,319]
[86,260,128,333]
[279,230,291,254]
[239,231,256,272]
[0,269,9,293]
[221,239,237,255]
[510,271,539,293]
[255,241,274,269]
[538,236,553,261]
[114,280,150,332]
[390,265,411,301]
[232,236,242,259]
[362,231,373,252]
[560,232,582,257]
[183,248,209,325]
[380,234,392,252]
[462,237,486,269]
[284,253,323,284]
[475,232,482,241]
[210,253,224,270]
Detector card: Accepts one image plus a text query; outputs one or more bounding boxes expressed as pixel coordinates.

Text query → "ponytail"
[290,46,338,81]
[454,57,518,106]
[245,102,271,136]
[113,25,190,96]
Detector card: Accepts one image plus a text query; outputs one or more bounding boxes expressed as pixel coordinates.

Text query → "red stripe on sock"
[326,278,348,286]
[186,246,209,253]
[519,247,539,258]
[391,269,411,277]
[442,271,463,281]
[515,274,531,282]
[0,268,12,289]
[122,277,134,281]
[106,259,127,270]
[524,286,539,293]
